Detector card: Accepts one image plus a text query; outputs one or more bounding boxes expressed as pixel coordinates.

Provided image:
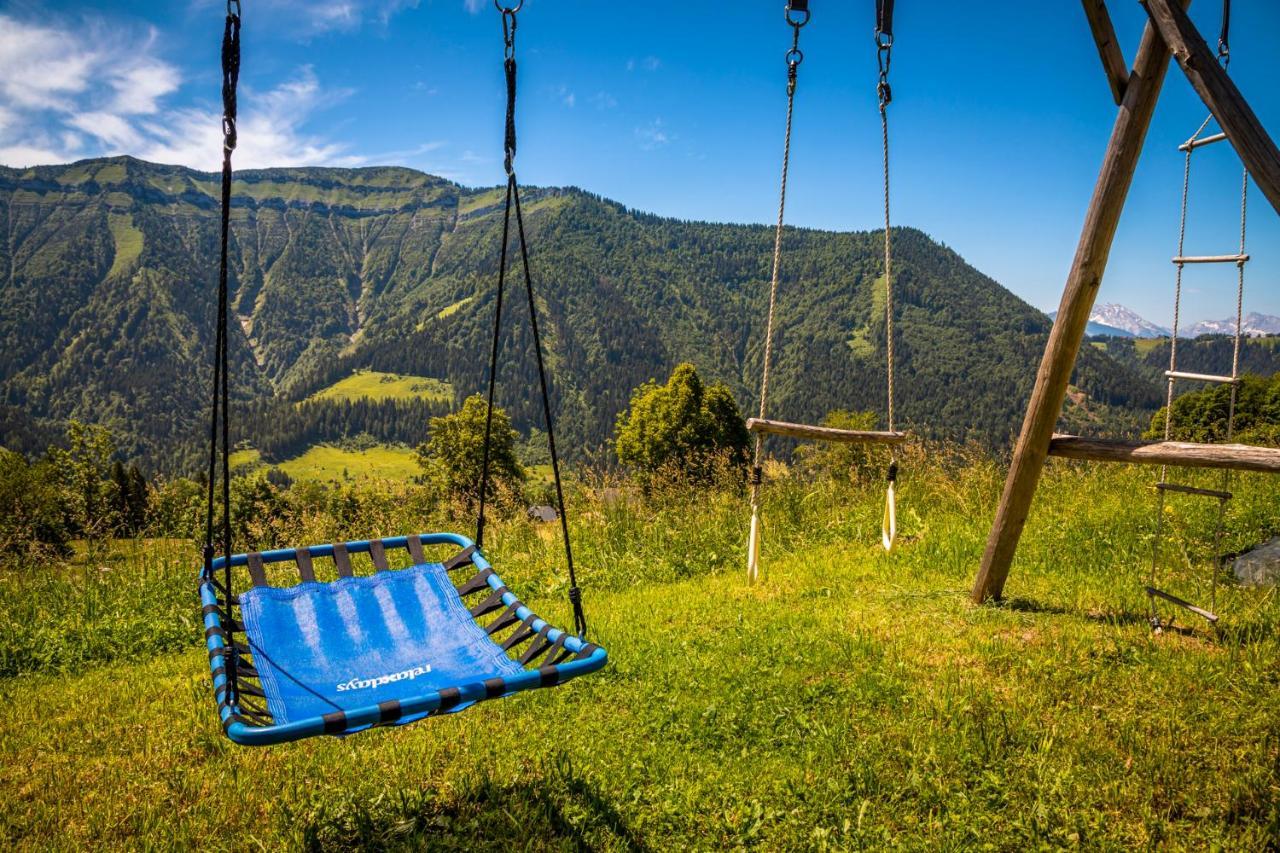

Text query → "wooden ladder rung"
[1156,481,1232,500]
[1146,586,1218,623]
[1178,131,1227,152]
[1171,253,1249,264]
[1165,370,1239,384]
[746,418,907,445]
[1047,435,1280,473]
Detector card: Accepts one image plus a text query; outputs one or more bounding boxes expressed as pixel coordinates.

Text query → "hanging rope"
[203,0,240,707]
[477,1,587,638]
[877,1,898,552]
[746,1,807,584]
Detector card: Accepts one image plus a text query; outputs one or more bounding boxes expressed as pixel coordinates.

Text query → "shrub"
[613,363,749,483]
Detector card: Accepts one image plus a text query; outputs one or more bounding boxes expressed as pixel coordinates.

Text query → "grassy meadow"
[2,450,1280,849]
[305,371,453,405]
[231,444,420,484]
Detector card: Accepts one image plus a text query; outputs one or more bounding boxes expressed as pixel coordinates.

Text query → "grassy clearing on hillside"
[436,296,474,320]
[106,212,143,280]
[230,443,421,484]
[229,448,261,470]
[307,371,453,405]
[275,444,420,483]
[2,454,1279,848]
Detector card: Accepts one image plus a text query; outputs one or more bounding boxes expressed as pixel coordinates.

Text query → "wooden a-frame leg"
[970,15,1176,603]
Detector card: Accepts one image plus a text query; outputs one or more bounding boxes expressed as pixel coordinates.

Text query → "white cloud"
[107,44,179,115]
[69,111,143,150]
[137,68,364,170]
[636,118,671,150]
[253,0,421,34]
[626,56,661,73]
[307,2,360,32]
[589,91,617,110]
[464,0,486,13]
[0,16,97,111]
[0,14,362,170]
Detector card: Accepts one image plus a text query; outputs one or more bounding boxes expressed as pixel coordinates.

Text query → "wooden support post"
[1082,0,1129,104]
[1143,0,1280,218]
[971,17,1176,604]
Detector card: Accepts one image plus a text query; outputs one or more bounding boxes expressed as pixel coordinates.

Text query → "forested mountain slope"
[0,156,1159,469]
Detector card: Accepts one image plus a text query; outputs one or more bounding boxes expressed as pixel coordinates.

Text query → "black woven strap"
[406,535,426,564]
[333,542,353,578]
[295,548,316,583]
[369,539,389,572]
[876,0,894,37]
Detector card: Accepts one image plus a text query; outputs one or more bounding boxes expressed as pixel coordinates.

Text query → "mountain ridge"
[0,156,1161,469]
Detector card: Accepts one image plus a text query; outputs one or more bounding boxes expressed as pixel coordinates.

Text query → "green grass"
[3,455,1280,847]
[306,370,452,405]
[229,442,420,484]
[436,296,474,320]
[459,187,506,215]
[106,213,143,280]
[274,444,421,483]
[229,448,260,470]
[1134,337,1166,356]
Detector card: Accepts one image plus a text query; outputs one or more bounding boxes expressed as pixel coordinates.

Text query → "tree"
[416,395,525,506]
[1143,373,1280,446]
[792,410,884,480]
[0,449,71,564]
[47,421,117,555]
[613,362,749,481]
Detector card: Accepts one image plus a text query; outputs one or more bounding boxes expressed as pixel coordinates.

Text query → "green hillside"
[0,156,1160,470]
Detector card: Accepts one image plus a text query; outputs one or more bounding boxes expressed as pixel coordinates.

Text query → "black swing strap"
[477,2,588,639]
[1217,0,1230,64]
[203,0,241,707]
[876,0,894,40]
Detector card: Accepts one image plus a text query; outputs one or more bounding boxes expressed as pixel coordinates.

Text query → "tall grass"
[2,450,1279,847]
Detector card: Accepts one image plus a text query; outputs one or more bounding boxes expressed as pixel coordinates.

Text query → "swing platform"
[200,533,606,746]
[1046,434,1280,474]
[747,418,907,445]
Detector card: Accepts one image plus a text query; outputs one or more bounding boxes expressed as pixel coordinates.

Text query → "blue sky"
[1,0,1277,325]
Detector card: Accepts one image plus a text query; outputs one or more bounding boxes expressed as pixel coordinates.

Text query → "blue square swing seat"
[199,532,606,746]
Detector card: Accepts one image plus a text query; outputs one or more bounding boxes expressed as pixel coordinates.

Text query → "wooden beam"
[1082,0,1130,105]
[1047,434,1280,474]
[1143,0,1280,218]
[971,16,1177,605]
[746,418,907,445]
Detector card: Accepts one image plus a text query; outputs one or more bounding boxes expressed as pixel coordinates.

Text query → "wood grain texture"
[1082,0,1129,105]
[746,418,907,445]
[1048,435,1280,474]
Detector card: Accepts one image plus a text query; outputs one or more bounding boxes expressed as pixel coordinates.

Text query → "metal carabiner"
[494,0,523,12]
[785,3,810,28]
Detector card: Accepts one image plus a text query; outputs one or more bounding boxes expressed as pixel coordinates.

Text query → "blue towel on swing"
[237,561,524,725]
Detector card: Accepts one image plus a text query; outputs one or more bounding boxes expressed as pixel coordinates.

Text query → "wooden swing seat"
[746,418,907,445]
[1047,434,1280,474]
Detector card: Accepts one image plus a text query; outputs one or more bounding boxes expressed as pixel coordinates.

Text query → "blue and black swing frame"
[199,533,606,746]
